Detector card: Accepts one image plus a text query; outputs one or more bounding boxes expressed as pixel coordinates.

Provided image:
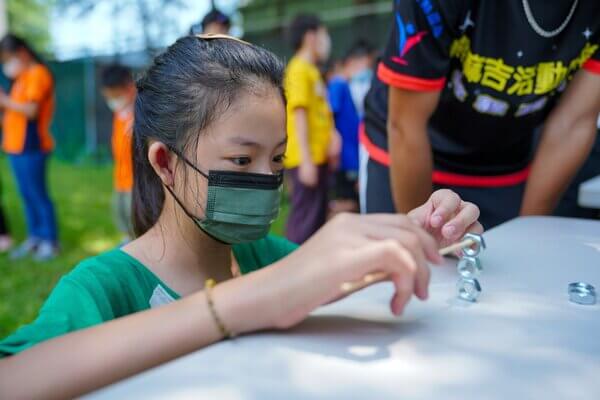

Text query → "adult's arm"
[388,87,441,212]
[521,70,600,215]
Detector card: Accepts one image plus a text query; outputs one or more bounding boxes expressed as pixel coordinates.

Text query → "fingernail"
[443,225,456,238]
[431,215,442,227]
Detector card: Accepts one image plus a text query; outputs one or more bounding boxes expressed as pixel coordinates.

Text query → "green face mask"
[166,151,282,244]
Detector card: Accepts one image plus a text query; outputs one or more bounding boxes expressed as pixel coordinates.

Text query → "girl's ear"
[148,142,176,187]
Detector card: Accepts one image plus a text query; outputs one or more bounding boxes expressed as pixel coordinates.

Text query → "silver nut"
[457,256,482,278]
[457,278,481,302]
[462,233,486,257]
[568,282,596,305]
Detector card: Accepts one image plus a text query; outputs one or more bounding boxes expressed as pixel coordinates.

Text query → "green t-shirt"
[0,235,298,357]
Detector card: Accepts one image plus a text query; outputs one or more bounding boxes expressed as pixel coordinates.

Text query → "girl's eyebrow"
[228,136,288,147]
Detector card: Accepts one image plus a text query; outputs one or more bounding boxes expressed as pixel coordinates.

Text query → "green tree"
[6,0,52,54]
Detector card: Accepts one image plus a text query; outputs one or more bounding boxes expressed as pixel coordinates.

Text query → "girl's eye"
[273,154,285,163]
[230,157,251,166]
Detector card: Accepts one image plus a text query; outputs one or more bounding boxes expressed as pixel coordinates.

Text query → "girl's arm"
[0,290,224,400]
[0,194,478,400]
[0,255,312,400]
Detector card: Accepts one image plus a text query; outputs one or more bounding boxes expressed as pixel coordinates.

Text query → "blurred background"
[0,0,390,161]
[0,0,390,337]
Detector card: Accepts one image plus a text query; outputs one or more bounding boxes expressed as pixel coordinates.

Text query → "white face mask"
[2,58,23,79]
[106,97,128,112]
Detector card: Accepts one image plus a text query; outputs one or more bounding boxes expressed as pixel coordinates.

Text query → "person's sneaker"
[9,238,40,260]
[33,241,59,262]
[0,235,13,253]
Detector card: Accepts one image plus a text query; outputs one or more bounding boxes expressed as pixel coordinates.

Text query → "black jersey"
[363,0,600,187]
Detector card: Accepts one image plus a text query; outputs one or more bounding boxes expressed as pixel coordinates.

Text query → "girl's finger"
[465,221,484,235]
[357,216,442,264]
[442,201,481,240]
[383,244,417,314]
[429,190,461,228]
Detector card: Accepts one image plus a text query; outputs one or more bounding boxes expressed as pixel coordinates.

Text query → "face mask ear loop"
[163,183,229,245]
[167,145,210,179]
[164,144,210,222]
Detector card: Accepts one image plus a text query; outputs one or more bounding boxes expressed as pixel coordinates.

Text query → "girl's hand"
[218,213,444,334]
[407,189,483,248]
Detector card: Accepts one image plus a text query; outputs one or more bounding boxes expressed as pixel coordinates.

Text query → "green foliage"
[0,157,119,337]
[6,0,52,54]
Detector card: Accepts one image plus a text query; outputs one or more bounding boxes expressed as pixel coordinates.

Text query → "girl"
[0,35,481,399]
[0,34,58,261]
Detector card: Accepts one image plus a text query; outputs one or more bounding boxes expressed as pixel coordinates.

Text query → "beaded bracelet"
[205,279,235,339]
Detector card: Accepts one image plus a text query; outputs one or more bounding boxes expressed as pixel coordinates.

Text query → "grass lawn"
[0,156,288,338]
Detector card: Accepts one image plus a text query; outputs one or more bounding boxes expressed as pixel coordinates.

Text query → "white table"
[579,175,600,209]
[88,217,600,400]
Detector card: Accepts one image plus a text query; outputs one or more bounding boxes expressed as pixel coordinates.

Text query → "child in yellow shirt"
[284,14,339,244]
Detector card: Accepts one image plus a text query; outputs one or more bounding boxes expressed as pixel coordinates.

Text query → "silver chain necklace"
[522,0,579,38]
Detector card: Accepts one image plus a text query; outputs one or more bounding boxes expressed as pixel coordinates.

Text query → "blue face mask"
[351,68,373,85]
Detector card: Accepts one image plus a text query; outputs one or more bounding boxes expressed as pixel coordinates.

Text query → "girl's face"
[164,88,287,221]
[192,89,287,176]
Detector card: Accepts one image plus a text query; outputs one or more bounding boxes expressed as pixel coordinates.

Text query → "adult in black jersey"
[360,0,600,228]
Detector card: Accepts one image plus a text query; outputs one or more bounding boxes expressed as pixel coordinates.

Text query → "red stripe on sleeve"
[377,62,446,91]
[583,59,600,75]
[359,124,530,187]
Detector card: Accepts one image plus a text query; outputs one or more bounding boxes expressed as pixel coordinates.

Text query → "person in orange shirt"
[0,34,58,261]
[100,65,136,242]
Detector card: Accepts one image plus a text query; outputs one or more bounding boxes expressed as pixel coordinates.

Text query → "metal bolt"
[457,256,482,278]
[457,278,481,302]
[462,233,486,257]
[568,282,596,305]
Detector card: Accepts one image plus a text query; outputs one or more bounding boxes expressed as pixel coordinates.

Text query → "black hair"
[288,14,323,51]
[0,34,45,65]
[132,36,285,236]
[344,39,375,61]
[101,64,133,88]
[201,9,231,31]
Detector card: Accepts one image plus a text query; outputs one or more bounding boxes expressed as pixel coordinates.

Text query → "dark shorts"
[285,164,330,244]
